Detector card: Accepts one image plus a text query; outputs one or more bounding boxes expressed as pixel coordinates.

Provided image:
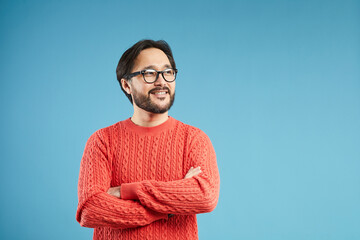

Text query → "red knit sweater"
[76,117,220,240]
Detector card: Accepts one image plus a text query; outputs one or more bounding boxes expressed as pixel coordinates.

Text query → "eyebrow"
[143,64,172,70]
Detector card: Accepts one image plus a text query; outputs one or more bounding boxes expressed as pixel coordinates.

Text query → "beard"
[132,87,175,114]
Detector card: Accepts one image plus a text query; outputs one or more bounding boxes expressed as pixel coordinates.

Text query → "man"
[76,39,220,240]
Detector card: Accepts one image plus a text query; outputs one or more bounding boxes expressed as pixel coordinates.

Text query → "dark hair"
[116,39,177,103]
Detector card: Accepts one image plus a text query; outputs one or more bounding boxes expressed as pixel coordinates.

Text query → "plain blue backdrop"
[1,0,359,239]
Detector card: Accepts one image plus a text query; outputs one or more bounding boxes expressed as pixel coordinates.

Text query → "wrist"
[120,182,141,200]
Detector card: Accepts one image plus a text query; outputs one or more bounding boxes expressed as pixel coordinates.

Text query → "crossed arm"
[107,166,202,198]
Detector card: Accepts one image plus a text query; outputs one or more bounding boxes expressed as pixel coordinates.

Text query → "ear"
[121,78,132,95]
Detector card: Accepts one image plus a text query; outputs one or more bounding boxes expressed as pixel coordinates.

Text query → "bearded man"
[76,39,220,240]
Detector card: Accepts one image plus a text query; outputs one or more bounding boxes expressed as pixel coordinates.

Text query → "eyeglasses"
[126,68,178,83]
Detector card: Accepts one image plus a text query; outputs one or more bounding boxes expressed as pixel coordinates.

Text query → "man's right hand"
[107,186,121,198]
[184,166,201,179]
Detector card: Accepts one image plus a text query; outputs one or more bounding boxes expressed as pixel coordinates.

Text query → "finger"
[190,167,201,174]
[184,166,202,179]
[188,169,202,178]
[191,166,200,171]
[185,171,194,178]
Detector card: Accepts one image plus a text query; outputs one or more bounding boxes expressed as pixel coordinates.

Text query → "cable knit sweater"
[76,116,220,240]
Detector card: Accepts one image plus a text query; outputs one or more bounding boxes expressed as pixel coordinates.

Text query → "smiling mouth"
[149,88,170,96]
[152,91,167,95]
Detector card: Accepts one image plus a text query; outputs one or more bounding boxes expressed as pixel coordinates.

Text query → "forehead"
[133,48,171,70]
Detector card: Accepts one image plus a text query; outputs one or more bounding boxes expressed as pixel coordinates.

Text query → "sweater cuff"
[120,182,141,200]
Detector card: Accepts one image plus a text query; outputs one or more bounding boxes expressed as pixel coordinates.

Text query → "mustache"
[149,87,171,94]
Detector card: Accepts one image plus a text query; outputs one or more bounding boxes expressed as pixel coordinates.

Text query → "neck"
[131,106,169,127]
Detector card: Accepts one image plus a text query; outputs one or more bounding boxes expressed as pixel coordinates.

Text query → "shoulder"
[172,117,211,145]
[85,119,127,144]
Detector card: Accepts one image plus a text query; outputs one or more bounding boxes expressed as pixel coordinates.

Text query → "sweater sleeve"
[120,130,220,215]
[76,130,168,229]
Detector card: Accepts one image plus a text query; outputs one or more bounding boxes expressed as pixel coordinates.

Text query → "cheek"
[170,82,176,93]
[136,85,152,96]
[130,81,145,93]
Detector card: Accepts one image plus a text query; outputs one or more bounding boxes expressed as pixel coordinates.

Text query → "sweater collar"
[122,116,175,135]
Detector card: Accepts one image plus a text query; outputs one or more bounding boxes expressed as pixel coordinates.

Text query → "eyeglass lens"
[143,69,176,83]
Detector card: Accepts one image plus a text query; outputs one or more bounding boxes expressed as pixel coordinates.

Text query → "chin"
[134,92,175,114]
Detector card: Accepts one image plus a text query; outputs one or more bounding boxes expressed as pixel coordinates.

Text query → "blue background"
[1,0,359,239]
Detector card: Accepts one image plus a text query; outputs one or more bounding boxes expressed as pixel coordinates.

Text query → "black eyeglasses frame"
[125,68,178,83]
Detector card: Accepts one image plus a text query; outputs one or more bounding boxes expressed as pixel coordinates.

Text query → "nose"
[153,72,166,86]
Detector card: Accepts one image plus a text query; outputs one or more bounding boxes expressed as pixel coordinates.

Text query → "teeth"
[154,91,166,95]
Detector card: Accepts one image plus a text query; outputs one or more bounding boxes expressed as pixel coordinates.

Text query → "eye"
[143,69,157,77]
[163,69,175,76]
